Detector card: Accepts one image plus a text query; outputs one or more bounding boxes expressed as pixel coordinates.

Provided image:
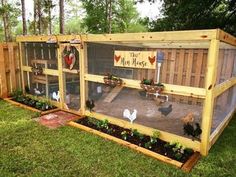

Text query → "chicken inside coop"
[88,84,224,137]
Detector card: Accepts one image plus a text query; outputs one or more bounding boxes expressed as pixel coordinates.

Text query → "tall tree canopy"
[82,0,147,33]
[148,0,236,35]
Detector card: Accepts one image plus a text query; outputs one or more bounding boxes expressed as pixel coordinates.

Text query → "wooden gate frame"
[16,29,236,156]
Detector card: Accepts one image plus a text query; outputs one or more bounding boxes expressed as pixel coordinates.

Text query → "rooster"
[123,109,137,124]
[52,91,60,102]
[183,123,202,140]
[158,104,172,117]
[86,99,95,112]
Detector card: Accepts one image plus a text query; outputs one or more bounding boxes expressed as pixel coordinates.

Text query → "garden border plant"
[68,117,201,171]
[4,89,59,115]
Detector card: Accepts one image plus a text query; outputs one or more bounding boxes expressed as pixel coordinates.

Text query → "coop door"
[22,42,59,99]
[61,44,81,111]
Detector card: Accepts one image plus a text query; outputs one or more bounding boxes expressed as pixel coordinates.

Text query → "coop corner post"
[57,43,65,109]
[19,42,26,94]
[200,39,220,156]
[79,41,87,115]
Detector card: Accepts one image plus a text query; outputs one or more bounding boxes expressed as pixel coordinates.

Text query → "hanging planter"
[103,73,123,87]
[140,79,164,94]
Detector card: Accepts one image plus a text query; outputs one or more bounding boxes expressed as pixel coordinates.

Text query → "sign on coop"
[114,51,156,69]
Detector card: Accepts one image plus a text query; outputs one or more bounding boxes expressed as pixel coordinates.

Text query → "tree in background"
[44,0,55,34]
[147,0,236,35]
[21,0,27,35]
[59,0,65,34]
[82,0,147,33]
[0,0,20,41]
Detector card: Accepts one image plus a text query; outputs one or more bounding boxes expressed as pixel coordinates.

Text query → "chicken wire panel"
[47,75,59,101]
[26,72,46,97]
[87,43,208,88]
[212,85,236,133]
[25,72,59,101]
[87,81,203,137]
[64,73,80,110]
[216,43,236,85]
[23,42,58,69]
[62,45,80,70]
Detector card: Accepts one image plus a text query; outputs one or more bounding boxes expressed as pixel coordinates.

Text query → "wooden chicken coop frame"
[16,29,236,156]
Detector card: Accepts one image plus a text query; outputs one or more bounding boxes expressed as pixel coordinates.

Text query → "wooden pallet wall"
[0,43,21,98]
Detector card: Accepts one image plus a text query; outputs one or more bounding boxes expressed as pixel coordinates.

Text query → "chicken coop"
[16,29,236,156]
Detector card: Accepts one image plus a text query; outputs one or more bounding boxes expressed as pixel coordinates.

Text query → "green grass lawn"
[0,99,235,177]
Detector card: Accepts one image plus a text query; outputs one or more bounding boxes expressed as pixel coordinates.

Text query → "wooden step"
[103,86,123,103]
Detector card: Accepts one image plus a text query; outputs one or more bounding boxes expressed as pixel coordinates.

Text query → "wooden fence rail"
[0,43,21,98]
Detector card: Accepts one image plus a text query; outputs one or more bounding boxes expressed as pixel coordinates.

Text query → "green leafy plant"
[10,89,23,99]
[144,141,152,149]
[130,129,140,137]
[121,131,128,140]
[164,141,190,160]
[150,131,160,144]
[96,119,109,129]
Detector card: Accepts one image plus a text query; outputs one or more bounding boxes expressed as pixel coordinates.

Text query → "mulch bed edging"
[68,121,201,171]
[4,98,60,115]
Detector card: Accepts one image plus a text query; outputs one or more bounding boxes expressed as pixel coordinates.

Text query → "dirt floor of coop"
[93,88,223,138]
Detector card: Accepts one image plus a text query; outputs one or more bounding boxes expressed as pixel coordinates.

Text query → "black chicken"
[86,99,95,112]
[183,123,202,140]
[158,104,172,117]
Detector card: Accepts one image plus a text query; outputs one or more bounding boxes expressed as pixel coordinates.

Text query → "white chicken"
[123,109,137,124]
[34,88,43,95]
[52,91,60,102]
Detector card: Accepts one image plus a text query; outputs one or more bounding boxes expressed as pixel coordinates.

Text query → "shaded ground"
[0,99,235,177]
[94,88,223,137]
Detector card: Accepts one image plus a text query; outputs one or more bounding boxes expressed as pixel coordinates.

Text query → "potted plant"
[140,78,164,94]
[103,73,123,87]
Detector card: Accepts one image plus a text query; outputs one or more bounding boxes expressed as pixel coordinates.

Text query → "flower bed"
[74,117,194,164]
[7,90,57,113]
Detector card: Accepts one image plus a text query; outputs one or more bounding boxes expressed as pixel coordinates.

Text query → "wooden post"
[0,44,8,98]
[8,43,16,92]
[200,39,220,156]
[79,42,87,114]
[57,43,65,108]
[19,42,26,93]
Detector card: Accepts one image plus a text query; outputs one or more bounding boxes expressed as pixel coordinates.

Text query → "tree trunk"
[48,7,52,34]
[1,0,12,41]
[37,0,42,34]
[59,0,65,34]
[33,0,36,34]
[21,0,27,35]
[108,0,112,33]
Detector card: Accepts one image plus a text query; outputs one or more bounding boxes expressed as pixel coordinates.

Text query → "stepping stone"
[35,111,81,129]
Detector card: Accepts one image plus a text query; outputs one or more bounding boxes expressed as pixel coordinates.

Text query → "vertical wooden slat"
[0,44,8,98]
[168,49,176,101]
[194,50,203,87]
[8,43,16,92]
[58,44,65,109]
[80,42,87,114]
[176,49,185,102]
[161,49,167,83]
[201,39,220,156]
[185,50,194,86]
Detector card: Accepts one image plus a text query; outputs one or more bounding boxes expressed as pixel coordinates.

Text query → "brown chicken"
[153,97,165,106]
[181,112,194,124]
